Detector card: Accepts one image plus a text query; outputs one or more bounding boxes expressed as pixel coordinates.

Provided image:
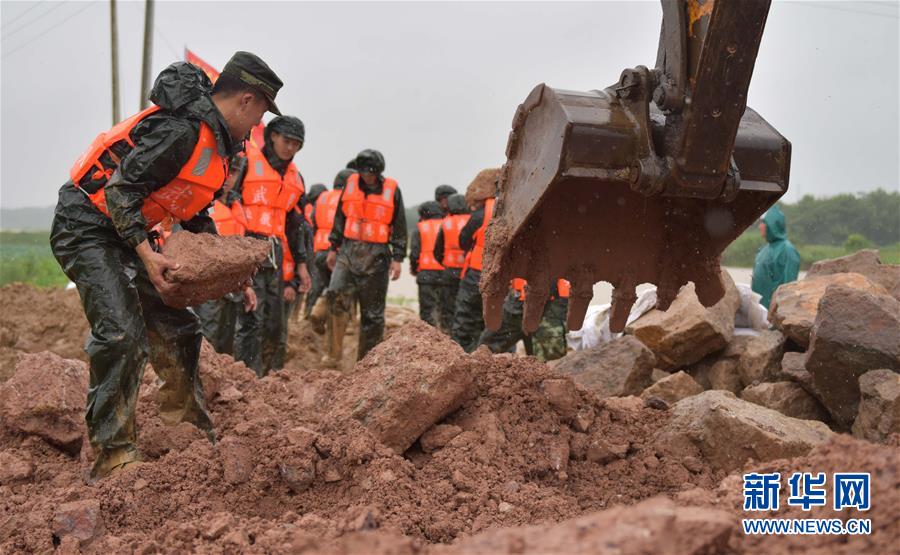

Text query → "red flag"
[184,47,265,148]
[184,48,220,83]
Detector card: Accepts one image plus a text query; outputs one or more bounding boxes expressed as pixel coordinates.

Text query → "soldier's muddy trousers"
[195,294,241,355]
[328,242,390,360]
[478,293,568,362]
[451,269,484,353]
[234,243,285,377]
[50,194,214,466]
[305,251,331,317]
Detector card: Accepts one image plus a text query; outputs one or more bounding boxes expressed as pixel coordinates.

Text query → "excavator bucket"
[481,0,791,334]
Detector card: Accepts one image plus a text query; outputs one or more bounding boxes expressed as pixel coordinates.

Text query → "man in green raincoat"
[751,205,801,309]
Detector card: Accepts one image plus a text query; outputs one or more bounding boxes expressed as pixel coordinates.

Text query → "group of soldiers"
[50,51,569,480]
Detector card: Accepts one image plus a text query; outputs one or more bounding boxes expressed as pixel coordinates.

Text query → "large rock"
[640,371,704,404]
[551,336,655,398]
[655,391,833,473]
[776,352,826,406]
[852,369,900,443]
[160,231,270,309]
[625,272,740,370]
[738,330,786,387]
[0,352,88,454]
[806,285,900,429]
[52,499,104,548]
[686,335,751,394]
[333,321,474,453]
[444,497,734,555]
[740,381,829,422]
[807,249,900,300]
[769,273,888,347]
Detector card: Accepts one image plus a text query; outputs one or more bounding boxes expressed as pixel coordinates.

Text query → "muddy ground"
[0,284,897,554]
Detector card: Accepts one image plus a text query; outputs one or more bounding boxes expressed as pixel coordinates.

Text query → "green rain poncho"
[752,205,801,309]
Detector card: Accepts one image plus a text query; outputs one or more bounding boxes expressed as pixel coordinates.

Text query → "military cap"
[267,115,305,143]
[222,51,284,115]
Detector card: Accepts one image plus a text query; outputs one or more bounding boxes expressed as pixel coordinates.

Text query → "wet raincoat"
[50,62,239,477]
[752,205,801,309]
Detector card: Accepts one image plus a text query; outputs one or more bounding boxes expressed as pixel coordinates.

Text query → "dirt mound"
[0,285,896,554]
[0,283,89,380]
[0,323,719,553]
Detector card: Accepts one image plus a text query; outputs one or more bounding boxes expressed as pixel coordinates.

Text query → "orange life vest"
[511,278,571,301]
[303,202,314,226]
[240,145,305,281]
[341,173,398,244]
[70,106,227,231]
[313,189,342,252]
[462,197,495,274]
[441,213,470,269]
[210,200,246,236]
[416,219,445,271]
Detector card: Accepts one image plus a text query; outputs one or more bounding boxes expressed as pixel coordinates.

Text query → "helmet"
[447,194,469,215]
[307,183,327,204]
[418,201,443,220]
[354,149,385,175]
[265,115,305,145]
[334,168,355,189]
[434,184,457,202]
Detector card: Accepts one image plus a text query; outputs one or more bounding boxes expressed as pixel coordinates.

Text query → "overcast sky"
[1,0,898,210]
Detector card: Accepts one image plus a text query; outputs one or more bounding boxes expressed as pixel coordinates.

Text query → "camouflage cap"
[221,51,284,115]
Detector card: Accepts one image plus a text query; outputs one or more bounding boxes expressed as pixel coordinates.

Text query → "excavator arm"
[481,0,790,333]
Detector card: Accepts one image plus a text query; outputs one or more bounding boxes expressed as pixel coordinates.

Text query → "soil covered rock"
[551,335,655,398]
[852,369,900,443]
[805,284,900,429]
[625,272,741,370]
[160,231,270,309]
[769,272,887,347]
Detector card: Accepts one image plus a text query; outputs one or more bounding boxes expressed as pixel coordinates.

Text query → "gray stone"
[552,336,655,398]
[625,272,741,370]
[641,371,704,405]
[806,285,900,429]
[769,273,887,348]
[655,391,833,473]
[852,369,900,443]
[738,330,786,387]
[740,381,829,422]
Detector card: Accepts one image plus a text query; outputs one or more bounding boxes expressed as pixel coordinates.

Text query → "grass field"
[0,231,68,288]
[1,230,897,289]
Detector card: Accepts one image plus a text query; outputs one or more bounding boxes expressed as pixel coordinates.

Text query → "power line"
[1,2,98,61]
[1,1,67,41]
[1,1,45,31]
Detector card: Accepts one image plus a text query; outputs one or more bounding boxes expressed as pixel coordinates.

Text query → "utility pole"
[110,0,120,123]
[138,0,155,109]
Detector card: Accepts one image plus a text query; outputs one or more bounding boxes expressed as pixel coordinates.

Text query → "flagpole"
[139,0,155,109]
[110,0,120,123]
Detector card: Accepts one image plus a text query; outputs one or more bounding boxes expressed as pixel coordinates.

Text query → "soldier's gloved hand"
[326,250,337,271]
[390,260,402,281]
[136,239,180,296]
[283,286,297,303]
[243,286,258,312]
[297,263,312,293]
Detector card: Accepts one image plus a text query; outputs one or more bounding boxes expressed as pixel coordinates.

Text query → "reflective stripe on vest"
[210,200,245,237]
[70,106,227,230]
[241,145,305,239]
[417,219,445,271]
[441,213,470,269]
[511,278,571,301]
[342,173,397,244]
[313,189,342,252]
[463,197,495,273]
